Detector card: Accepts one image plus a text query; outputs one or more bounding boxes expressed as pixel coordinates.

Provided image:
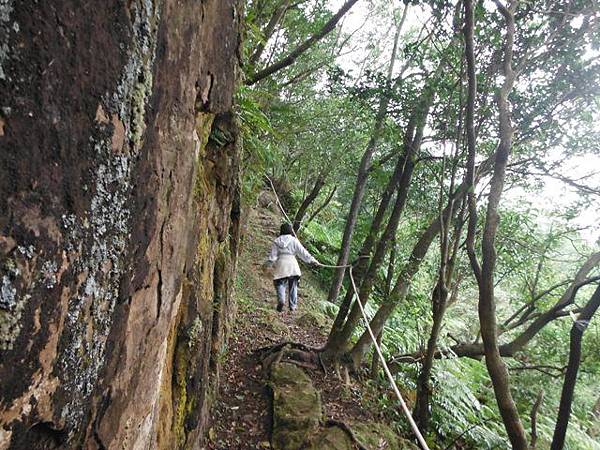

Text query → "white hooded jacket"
[267,234,318,280]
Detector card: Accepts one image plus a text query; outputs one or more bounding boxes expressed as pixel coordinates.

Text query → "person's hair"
[279,223,294,236]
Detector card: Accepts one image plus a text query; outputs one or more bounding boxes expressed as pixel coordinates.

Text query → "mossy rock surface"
[270,363,322,450]
[352,421,419,450]
[295,310,326,329]
[257,307,288,335]
[306,426,354,450]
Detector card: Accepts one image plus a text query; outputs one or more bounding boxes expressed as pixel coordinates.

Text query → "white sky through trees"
[328,0,600,244]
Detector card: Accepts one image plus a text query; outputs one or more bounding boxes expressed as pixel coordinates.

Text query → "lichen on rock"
[0,0,15,81]
[0,0,243,448]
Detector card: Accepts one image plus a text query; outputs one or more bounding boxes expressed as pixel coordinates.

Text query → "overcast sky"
[328,0,600,244]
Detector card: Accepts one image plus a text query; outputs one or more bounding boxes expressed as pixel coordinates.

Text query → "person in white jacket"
[265,223,320,312]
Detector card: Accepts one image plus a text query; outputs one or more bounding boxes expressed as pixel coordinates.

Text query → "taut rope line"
[265,175,430,450]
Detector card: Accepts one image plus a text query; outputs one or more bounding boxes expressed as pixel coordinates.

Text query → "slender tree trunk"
[369,240,396,378]
[331,5,470,363]
[530,390,544,449]
[249,0,292,66]
[464,0,481,286]
[414,281,449,431]
[414,150,463,431]
[326,146,417,357]
[347,184,470,364]
[246,0,361,84]
[293,174,326,231]
[351,138,413,288]
[334,112,418,313]
[347,211,444,363]
[326,57,447,357]
[326,12,406,303]
[551,284,600,450]
[385,238,397,297]
[467,1,528,447]
[327,145,411,342]
[369,330,383,378]
[349,145,496,365]
[305,185,337,225]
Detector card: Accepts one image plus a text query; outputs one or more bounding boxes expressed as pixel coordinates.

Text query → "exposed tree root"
[256,342,358,387]
[324,419,369,450]
[257,342,322,374]
[285,359,319,370]
[255,341,321,357]
[342,364,351,385]
[317,352,327,374]
[260,344,289,374]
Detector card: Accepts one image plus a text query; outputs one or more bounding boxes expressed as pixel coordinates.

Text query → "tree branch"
[246,0,360,85]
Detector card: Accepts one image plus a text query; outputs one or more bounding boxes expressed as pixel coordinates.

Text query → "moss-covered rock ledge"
[270,363,322,449]
[269,362,418,450]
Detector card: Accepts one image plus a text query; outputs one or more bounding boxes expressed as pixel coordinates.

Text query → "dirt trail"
[205,204,385,449]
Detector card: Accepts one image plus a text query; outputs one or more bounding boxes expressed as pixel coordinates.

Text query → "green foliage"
[236,85,280,201]
[239,0,600,447]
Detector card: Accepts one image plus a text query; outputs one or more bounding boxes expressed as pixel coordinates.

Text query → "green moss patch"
[306,426,354,450]
[270,363,322,450]
[352,421,419,450]
[295,310,327,330]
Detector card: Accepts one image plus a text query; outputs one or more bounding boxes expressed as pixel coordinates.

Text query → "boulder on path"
[270,362,322,449]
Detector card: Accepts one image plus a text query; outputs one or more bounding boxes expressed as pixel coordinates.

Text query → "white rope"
[348,266,430,450]
[265,176,431,450]
[265,174,299,239]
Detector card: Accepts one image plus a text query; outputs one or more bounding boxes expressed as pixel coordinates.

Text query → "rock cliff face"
[0,1,242,448]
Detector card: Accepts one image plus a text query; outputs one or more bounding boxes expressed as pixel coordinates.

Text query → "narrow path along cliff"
[204,193,419,450]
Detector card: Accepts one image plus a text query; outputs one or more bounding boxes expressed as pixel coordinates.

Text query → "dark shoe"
[276,303,284,312]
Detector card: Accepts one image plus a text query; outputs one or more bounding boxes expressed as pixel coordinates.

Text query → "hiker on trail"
[265,223,321,312]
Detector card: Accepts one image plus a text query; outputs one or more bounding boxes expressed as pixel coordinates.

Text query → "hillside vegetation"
[238,0,600,448]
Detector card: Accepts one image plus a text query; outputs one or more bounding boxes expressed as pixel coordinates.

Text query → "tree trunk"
[326,14,405,304]
[326,146,410,347]
[332,10,468,363]
[413,157,463,431]
[469,1,528,447]
[326,148,417,358]
[0,1,242,448]
[369,240,396,378]
[293,174,326,231]
[551,284,600,450]
[249,0,292,66]
[326,56,448,357]
[530,390,544,449]
[305,185,337,225]
[348,143,497,365]
[414,281,449,431]
[385,238,397,297]
[347,182,470,365]
[332,117,416,323]
[370,330,384,378]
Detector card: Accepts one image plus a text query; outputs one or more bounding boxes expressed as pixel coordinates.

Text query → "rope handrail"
[265,174,431,450]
